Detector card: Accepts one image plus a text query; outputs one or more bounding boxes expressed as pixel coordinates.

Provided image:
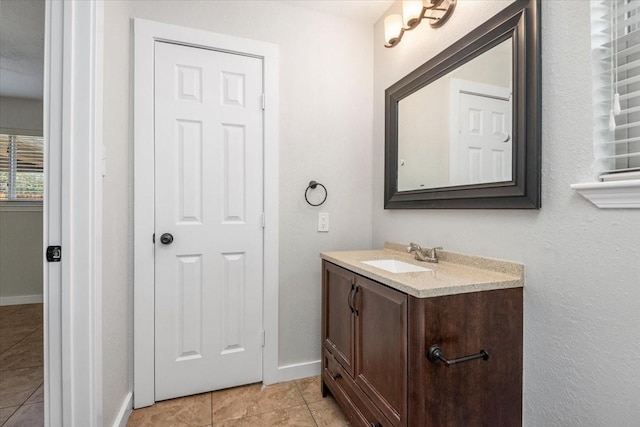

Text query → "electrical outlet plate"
[318,212,329,232]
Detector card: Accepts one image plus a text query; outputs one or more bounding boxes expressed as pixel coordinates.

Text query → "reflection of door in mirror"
[396,38,512,192]
[450,79,512,186]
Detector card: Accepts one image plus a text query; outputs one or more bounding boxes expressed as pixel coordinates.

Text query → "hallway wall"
[0,97,43,304]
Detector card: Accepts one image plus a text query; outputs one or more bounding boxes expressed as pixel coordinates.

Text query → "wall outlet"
[318,212,329,232]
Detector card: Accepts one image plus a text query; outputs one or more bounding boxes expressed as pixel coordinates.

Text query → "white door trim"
[133,19,280,408]
[44,1,104,426]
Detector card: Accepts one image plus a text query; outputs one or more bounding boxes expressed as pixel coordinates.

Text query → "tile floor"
[0,303,348,426]
[0,303,44,427]
[127,376,350,427]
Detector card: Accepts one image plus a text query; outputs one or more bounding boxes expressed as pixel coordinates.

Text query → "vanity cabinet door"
[322,261,356,377]
[408,288,523,427]
[354,275,408,427]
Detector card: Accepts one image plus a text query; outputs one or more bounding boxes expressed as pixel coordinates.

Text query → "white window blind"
[0,134,44,200]
[592,0,640,178]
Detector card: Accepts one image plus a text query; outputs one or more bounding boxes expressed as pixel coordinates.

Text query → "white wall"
[102,0,132,424]
[102,1,373,424]
[0,96,43,303]
[0,209,43,303]
[0,96,43,134]
[374,1,640,425]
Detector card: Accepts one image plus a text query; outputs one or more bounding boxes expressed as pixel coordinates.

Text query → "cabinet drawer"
[323,350,392,427]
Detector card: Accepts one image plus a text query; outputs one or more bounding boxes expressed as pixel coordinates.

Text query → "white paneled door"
[154,41,264,401]
[457,92,512,184]
[450,80,512,187]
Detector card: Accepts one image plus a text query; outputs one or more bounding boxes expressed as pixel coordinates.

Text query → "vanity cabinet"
[322,262,407,426]
[321,260,523,427]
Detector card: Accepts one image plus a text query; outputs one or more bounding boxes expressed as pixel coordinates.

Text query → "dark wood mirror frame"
[384,0,540,209]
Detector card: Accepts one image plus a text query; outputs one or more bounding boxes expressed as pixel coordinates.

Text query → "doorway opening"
[0,1,46,425]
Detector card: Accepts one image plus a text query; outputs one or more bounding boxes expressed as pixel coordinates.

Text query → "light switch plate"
[318,212,329,232]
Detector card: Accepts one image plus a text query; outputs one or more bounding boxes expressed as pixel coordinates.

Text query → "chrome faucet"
[407,242,442,263]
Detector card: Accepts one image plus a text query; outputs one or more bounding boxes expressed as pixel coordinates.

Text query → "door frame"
[44,1,104,425]
[133,19,280,408]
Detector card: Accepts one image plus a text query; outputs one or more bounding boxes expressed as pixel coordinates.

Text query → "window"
[593,0,640,178]
[0,134,44,201]
[572,0,640,208]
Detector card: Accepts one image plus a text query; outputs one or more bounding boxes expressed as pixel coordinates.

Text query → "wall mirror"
[385,0,540,209]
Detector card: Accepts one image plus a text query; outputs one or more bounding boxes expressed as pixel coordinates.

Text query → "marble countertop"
[320,242,523,298]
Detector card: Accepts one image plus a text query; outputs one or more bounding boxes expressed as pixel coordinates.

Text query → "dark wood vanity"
[321,259,523,427]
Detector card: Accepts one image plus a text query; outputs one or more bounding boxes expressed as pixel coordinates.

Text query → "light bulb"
[403,0,423,29]
[384,14,403,46]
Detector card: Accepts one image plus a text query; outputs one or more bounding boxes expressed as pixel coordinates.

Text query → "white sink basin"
[361,259,432,274]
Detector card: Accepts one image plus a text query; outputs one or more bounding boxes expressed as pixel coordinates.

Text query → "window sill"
[571,179,640,209]
[0,201,44,212]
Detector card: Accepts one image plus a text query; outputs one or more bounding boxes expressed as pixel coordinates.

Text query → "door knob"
[160,233,174,245]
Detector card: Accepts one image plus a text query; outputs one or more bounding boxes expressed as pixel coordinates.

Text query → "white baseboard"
[277,360,321,383]
[0,294,44,306]
[112,391,133,427]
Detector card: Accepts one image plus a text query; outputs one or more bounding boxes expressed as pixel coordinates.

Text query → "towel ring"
[305,180,327,207]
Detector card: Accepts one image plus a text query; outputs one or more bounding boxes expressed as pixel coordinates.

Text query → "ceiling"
[281,0,393,25]
[0,0,45,100]
[0,0,390,100]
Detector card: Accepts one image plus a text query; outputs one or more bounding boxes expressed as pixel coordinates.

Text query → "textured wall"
[373,1,640,425]
[102,1,373,424]
[102,0,133,424]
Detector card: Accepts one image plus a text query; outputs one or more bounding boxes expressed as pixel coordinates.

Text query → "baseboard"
[112,391,133,427]
[277,360,321,383]
[0,294,43,306]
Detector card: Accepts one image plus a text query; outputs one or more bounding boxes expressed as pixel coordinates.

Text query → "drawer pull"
[332,372,342,380]
[427,345,489,366]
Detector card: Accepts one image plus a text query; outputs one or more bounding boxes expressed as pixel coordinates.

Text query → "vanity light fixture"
[384,0,457,48]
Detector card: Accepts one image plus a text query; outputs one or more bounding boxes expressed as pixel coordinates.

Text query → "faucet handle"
[430,246,443,260]
[407,242,422,253]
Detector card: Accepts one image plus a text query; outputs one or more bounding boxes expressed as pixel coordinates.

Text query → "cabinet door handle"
[347,284,355,314]
[370,423,383,427]
[427,345,489,366]
[351,285,359,316]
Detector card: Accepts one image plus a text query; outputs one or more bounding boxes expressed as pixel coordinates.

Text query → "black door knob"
[160,233,174,245]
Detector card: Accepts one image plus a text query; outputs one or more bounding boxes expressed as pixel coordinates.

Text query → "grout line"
[0,320,43,358]
[0,333,32,358]
[0,406,20,427]
[22,382,44,405]
[307,403,319,427]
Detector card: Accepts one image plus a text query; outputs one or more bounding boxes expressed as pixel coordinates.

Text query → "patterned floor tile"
[127,392,211,427]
